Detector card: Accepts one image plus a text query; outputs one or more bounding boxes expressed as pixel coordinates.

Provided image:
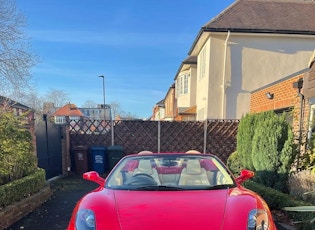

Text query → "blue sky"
[15,0,235,119]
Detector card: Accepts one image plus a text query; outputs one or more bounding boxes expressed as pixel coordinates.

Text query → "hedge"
[0,168,47,208]
[244,180,314,229]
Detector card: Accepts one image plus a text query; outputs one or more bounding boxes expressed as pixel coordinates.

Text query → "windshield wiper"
[133,185,185,191]
[204,184,235,190]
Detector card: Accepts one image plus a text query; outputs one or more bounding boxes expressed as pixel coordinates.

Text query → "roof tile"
[204,0,315,34]
[52,103,83,117]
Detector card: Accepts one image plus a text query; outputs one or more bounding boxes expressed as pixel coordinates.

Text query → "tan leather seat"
[178,159,210,186]
[133,159,161,185]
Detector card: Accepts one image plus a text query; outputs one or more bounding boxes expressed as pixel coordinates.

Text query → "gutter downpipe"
[222,30,230,118]
[297,88,304,170]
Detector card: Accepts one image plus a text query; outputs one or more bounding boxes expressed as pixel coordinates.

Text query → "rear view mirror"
[235,169,254,184]
[83,171,105,186]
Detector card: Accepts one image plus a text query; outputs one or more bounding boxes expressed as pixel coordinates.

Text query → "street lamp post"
[98,75,114,146]
[98,75,106,120]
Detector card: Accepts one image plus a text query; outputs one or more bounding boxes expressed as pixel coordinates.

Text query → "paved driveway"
[6,175,98,230]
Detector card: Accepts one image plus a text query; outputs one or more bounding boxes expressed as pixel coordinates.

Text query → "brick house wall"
[250,73,310,152]
[164,84,176,120]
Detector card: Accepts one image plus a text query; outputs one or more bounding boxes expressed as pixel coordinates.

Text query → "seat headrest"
[137,160,153,174]
[138,150,153,155]
[186,159,202,175]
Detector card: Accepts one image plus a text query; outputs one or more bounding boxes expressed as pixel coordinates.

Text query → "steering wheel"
[125,173,157,186]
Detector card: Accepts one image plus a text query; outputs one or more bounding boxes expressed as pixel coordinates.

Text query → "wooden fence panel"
[159,121,205,153]
[205,120,239,162]
[69,119,239,163]
[113,120,158,152]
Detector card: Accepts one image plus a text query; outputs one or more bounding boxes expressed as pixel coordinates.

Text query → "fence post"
[111,117,114,146]
[203,120,207,153]
[65,125,71,174]
[158,120,161,153]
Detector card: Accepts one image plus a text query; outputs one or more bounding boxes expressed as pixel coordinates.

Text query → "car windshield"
[106,153,236,191]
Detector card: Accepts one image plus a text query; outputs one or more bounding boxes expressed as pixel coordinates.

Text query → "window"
[308,104,315,140]
[55,116,66,124]
[199,48,206,80]
[274,107,293,125]
[176,73,190,96]
[183,74,188,94]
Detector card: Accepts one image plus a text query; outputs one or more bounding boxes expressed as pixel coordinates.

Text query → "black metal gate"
[35,119,62,179]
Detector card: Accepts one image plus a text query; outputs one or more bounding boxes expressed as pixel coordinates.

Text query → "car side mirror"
[83,171,105,186]
[235,169,254,184]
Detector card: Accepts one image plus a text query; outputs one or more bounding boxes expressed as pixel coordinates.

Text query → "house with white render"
[171,0,315,121]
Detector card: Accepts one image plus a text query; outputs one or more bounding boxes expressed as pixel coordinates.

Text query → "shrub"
[244,180,314,230]
[227,151,243,175]
[0,110,37,185]
[236,113,256,170]
[289,170,315,204]
[301,120,315,174]
[241,111,296,192]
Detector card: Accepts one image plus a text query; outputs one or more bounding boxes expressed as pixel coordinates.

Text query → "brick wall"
[250,75,303,113]
[250,73,310,152]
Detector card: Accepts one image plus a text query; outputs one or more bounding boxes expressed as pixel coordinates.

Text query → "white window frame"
[308,104,315,140]
[199,48,206,80]
[183,74,188,94]
[176,73,190,97]
[69,116,80,121]
[54,116,66,124]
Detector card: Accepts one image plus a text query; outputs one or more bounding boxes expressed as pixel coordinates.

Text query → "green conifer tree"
[251,111,295,192]
[236,113,256,170]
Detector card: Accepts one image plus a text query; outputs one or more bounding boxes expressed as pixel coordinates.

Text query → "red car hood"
[113,189,228,230]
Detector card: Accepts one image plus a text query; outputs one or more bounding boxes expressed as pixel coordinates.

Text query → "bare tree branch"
[0,0,38,97]
[44,89,71,107]
[82,100,97,108]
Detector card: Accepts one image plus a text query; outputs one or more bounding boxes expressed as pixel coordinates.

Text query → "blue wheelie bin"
[89,146,107,174]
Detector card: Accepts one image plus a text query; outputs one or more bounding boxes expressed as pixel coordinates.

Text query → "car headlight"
[76,209,95,230]
[247,209,269,230]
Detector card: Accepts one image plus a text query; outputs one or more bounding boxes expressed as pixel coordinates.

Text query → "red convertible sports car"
[67,152,276,230]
